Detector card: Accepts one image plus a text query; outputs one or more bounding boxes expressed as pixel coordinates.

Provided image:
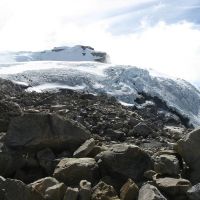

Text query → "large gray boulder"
[53,158,100,186]
[96,144,153,183]
[5,113,90,152]
[138,184,167,200]
[175,128,200,183]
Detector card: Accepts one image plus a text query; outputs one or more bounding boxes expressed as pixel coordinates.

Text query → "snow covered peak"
[0,45,109,63]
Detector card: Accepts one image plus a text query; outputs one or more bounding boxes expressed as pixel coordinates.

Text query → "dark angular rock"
[5,113,90,152]
[96,144,153,183]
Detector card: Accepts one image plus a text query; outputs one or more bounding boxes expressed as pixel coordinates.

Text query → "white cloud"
[0,0,200,85]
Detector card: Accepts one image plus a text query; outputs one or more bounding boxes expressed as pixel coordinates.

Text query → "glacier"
[0,61,200,127]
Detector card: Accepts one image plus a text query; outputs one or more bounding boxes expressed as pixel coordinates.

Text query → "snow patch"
[26,83,85,93]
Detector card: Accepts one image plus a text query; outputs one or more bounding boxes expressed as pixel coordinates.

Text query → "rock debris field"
[0,77,200,200]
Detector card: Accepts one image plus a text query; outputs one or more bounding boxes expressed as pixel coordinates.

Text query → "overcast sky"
[0,0,200,85]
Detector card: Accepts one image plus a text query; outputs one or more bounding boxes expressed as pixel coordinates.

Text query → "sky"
[0,0,200,86]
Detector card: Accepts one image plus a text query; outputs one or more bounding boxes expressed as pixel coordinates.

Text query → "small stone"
[144,170,157,180]
[79,180,91,200]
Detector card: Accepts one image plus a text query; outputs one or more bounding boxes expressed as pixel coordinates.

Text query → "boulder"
[73,138,96,158]
[155,177,191,197]
[138,183,167,200]
[154,154,180,176]
[120,179,139,200]
[0,178,44,200]
[29,177,59,197]
[53,158,99,186]
[96,144,153,183]
[175,128,200,183]
[63,187,79,200]
[45,182,67,200]
[5,113,90,151]
[79,180,92,200]
[187,183,200,200]
[91,181,120,200]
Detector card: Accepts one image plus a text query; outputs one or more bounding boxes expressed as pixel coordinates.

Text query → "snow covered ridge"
[0,45,109,63]
[0,61,200,127]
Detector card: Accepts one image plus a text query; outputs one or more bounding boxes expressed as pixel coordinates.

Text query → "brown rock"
[155,177,191,197]
[53,158,99,186]
[91,181,120,200]
[73,138,95,158]
[120,179,139,200]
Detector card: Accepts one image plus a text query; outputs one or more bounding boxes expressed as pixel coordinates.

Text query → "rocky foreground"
[0,78,200,200]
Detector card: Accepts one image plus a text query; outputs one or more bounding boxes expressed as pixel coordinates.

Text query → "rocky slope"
[0,78,200,200]
[1,62,200,127]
